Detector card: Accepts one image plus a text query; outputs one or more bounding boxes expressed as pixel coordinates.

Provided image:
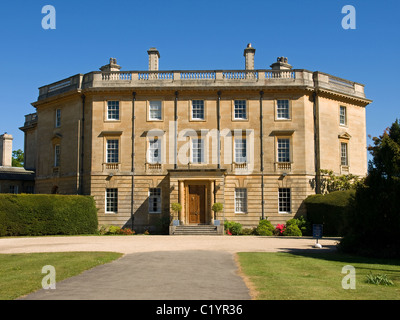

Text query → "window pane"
[106,188,118,213]
[54,145,60,167]
[235,138,247,163]
[235,188,247,213]
[234,100,247,119]
[341,143,348,166]
[277,139,290,162]
[107,140,119,163]
[149,188,161,213]
[149,101,162,120]
[107,101,120,120]
[279,188,291,213]
[192,100,204,120]
[277,100,289,119]
[149,139,161,163]
[192,139,204,163]
[340,106,346,125]
[55,109,61,127]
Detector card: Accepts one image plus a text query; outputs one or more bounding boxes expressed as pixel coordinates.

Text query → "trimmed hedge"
[304,190,355,236]
[0,194,98,236]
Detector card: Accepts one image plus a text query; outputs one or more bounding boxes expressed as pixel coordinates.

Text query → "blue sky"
[0,0,399,154]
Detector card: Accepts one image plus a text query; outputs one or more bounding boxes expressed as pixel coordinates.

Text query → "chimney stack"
[0,133,13,167]
[243,43,256,70]
[100,58,121,72]
[147,48,160,71]
[270,57,292,70]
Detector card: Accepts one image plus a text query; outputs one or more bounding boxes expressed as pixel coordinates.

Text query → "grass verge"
[0,252,123,300]
[237,252,400,300]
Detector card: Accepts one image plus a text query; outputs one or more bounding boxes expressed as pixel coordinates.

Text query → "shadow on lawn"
[278,245,400,271]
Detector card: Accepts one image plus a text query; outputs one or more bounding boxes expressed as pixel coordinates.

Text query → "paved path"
[0,235,339,300]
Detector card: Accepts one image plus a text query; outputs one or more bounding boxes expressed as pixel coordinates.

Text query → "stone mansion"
[19,44,371,233]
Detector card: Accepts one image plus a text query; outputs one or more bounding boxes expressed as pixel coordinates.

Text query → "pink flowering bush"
[275,224,286,236]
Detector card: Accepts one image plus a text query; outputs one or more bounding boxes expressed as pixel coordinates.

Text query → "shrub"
[224,220,242,235]
[0,194,98,236]
[282,224,302,237]
[274,224,286,236]
[117,228,135,235]
[255,219,274,236]
[286,216,310,235]
[240,228,256,235]
[304,190,355,236]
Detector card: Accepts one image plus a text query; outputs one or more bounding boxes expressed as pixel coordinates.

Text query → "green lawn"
[237,252,400,300]
[0,252,123,300]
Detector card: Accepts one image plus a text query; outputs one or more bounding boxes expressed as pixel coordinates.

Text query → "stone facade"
[21,44,371,232]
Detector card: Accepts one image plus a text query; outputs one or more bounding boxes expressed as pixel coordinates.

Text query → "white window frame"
[191,138,205,164]
[278,188,291,214]
[276,100,290,120]
[234,138,247,163]
[105,188,118,213]
[341,142,348,166]
[235,188,248,213]
[191,100,205,120]
[149,188,162,213]
[233,100,247,120]
[277,138,290,163]
[340,106,347,126]
[106,139,119,164]
[55,109,61,127]
[149,101,162,121]
[54,144,61,167]
[148,138,161,164]
[107,101,120,121]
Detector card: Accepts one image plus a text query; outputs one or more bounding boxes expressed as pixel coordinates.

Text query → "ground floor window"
[235,188,247,213]
[278,188,291,213]
[149,188,162,213]
[106,188,118,213]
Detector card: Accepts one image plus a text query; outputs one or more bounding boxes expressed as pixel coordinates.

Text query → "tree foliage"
[12,149,24,167]
[339,119,400,258]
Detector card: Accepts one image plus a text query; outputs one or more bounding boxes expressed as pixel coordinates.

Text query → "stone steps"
[171,225,223,235]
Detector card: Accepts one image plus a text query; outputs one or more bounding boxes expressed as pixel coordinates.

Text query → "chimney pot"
[243,43,256,70]
[147,48,160,71]
[0,133,13,167]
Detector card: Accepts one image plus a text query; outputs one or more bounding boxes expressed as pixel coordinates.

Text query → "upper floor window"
[54,144,61,167]
[148,138,161,163]
[276,100,290,120]
[149,101,162,120]
[340,106,347,126]
[277,138,290,162]
[234,100,247,120]
[341,142,348,166]
[192,138,205,164]
[55,109,61,127]
[234,138,247,163]
[107,139,119,163]
[192,100,205,120]
[107,101,120,120]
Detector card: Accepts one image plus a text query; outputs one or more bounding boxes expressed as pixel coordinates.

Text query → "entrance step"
[170,225,223,235]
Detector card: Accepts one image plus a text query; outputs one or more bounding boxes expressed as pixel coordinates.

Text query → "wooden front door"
[188,185,205,224]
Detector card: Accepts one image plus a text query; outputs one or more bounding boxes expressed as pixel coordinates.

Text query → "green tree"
[339,119,400,258]
[12,149,24,167]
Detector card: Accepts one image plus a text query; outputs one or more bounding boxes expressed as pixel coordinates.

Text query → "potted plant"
[212,202,223,225]
[170,202,182,226]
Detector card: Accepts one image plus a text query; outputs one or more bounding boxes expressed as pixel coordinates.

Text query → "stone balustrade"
[37,69,367,101]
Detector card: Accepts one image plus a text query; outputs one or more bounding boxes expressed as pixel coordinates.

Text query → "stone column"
[210,180,215,224]
[179,180,185,224]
